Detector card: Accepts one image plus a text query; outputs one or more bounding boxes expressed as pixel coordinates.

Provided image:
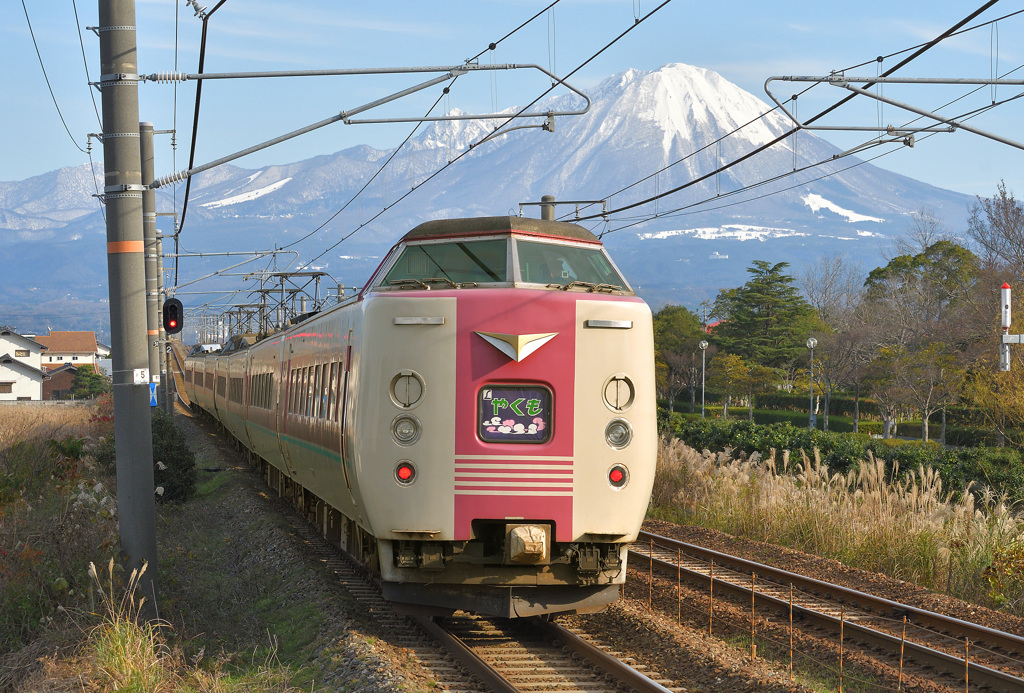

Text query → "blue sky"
[3,1,1023,198]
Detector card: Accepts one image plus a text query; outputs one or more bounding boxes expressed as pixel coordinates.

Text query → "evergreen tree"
[711,261,816,367]
[70,365,111,399]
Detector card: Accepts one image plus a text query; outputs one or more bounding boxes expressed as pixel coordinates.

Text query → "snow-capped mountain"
[0,63,972,337]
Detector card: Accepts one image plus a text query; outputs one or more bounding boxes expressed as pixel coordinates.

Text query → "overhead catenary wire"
[174,0,229,287]
[70,0,106,221]
[599,80,1024,237]
[171,0,563,291]
[585,58,1024,237]
[566,5,1024,225]
[21,0,86,154]
[572,0,1002,224]
[299,0,675,270]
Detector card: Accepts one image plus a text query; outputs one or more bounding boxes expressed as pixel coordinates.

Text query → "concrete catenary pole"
[158,233,173,414]
[98,0,158,602]
[141,122,160,393]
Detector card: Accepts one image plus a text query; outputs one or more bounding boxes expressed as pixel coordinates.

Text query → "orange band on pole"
[107,240,145,254]
[147,330,158,335]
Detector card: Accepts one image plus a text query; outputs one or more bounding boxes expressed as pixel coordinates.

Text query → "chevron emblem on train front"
[475,331,558,362]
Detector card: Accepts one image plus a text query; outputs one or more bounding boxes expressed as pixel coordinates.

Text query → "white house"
[0,330,46,370]
[0,331,49,401]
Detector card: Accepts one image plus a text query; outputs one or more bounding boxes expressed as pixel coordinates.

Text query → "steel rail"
[535,618,677,692]
[634,530,1024,690]
[414,616,520,693]
[419,614,677,693]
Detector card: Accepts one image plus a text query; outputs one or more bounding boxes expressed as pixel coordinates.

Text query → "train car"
[183,215,656,618]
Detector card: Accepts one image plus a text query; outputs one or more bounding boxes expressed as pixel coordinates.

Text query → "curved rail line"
[183,404,683,692]
[632,530,1024,691]
[167,340,192,407]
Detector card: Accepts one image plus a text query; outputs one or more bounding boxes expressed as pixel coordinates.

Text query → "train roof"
[402,216,600,244]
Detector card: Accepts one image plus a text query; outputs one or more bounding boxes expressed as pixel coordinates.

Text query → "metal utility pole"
[141,122,160,394]
[98,0,158,602]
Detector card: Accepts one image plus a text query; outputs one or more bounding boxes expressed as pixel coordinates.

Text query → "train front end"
[354,216,656,618]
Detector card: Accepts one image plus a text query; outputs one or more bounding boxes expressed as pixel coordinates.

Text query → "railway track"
[232,427,685,692]
[417,614,681,692]
[631,530,1024,691]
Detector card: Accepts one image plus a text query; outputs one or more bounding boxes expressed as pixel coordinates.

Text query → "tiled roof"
[36,331,98,354]
[43,363,80,374]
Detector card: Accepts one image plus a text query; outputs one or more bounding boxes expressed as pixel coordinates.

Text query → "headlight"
[390,370,424,408]
[605,418,633,449]
[603,374,635,412]
[392,414,422,445]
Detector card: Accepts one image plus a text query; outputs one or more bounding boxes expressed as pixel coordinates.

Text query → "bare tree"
[966,181,1024,274]
[888,207,955,259]
[798,253,865,331]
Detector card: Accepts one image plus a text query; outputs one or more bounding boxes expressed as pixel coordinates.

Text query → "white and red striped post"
[1001,283,1012,371]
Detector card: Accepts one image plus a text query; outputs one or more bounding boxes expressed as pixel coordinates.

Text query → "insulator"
[146,72,189,84]
[152,170,190,189]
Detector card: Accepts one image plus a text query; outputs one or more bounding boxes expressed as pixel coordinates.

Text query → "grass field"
[651,436,1024,615]
[0,401,309,691]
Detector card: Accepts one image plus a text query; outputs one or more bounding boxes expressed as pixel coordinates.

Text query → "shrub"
[0,416,118,652]
[664,409,1024,502]
[151,410,196,503]
[95,409,196,504]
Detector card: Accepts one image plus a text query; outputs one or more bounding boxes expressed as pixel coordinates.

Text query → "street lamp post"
[699,340,709,418]
[807,337,818,431]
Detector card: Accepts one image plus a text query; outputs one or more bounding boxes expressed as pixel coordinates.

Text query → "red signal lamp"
[162,298,184,335]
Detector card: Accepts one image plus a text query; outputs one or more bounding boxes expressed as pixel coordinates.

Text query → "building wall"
[0,365,43,401]
[0,334,43,370]
[44,351,95,367]
[43,369,77,400]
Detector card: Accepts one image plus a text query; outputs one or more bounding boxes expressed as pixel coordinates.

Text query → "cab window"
[516,239,626,288]
[381,239,507,286]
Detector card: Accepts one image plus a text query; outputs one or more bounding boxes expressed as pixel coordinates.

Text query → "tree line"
[654,182,1024,445]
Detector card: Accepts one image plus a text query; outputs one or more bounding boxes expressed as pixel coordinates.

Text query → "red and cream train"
[182,215,656,618]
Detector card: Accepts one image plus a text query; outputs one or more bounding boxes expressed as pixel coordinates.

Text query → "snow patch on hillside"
[638,224,805,241]
[802,193,884,223]
[201,178,292,209]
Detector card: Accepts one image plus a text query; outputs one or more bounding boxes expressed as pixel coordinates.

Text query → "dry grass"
[0,403,95,448]
[1,402,307,692]
[14,559,307,692]
[653,436,1024,614]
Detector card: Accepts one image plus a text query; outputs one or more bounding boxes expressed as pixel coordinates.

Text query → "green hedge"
[661,413,1024,502]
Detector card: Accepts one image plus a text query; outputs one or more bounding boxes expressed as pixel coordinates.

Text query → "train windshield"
[516,240,626,290]
[381,239,508,287]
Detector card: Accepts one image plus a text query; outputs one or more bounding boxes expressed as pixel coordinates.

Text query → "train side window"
[303,366,312,417]
[313,364,321,419]
[326,363,338,420]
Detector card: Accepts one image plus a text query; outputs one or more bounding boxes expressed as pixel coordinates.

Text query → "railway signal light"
[162,298,184,335]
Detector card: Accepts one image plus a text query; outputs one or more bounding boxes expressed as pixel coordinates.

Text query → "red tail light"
[395,461,416,485]
[608,464,628,488]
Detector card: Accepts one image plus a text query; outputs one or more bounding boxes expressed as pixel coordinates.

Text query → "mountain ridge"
[0,63,973,339]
